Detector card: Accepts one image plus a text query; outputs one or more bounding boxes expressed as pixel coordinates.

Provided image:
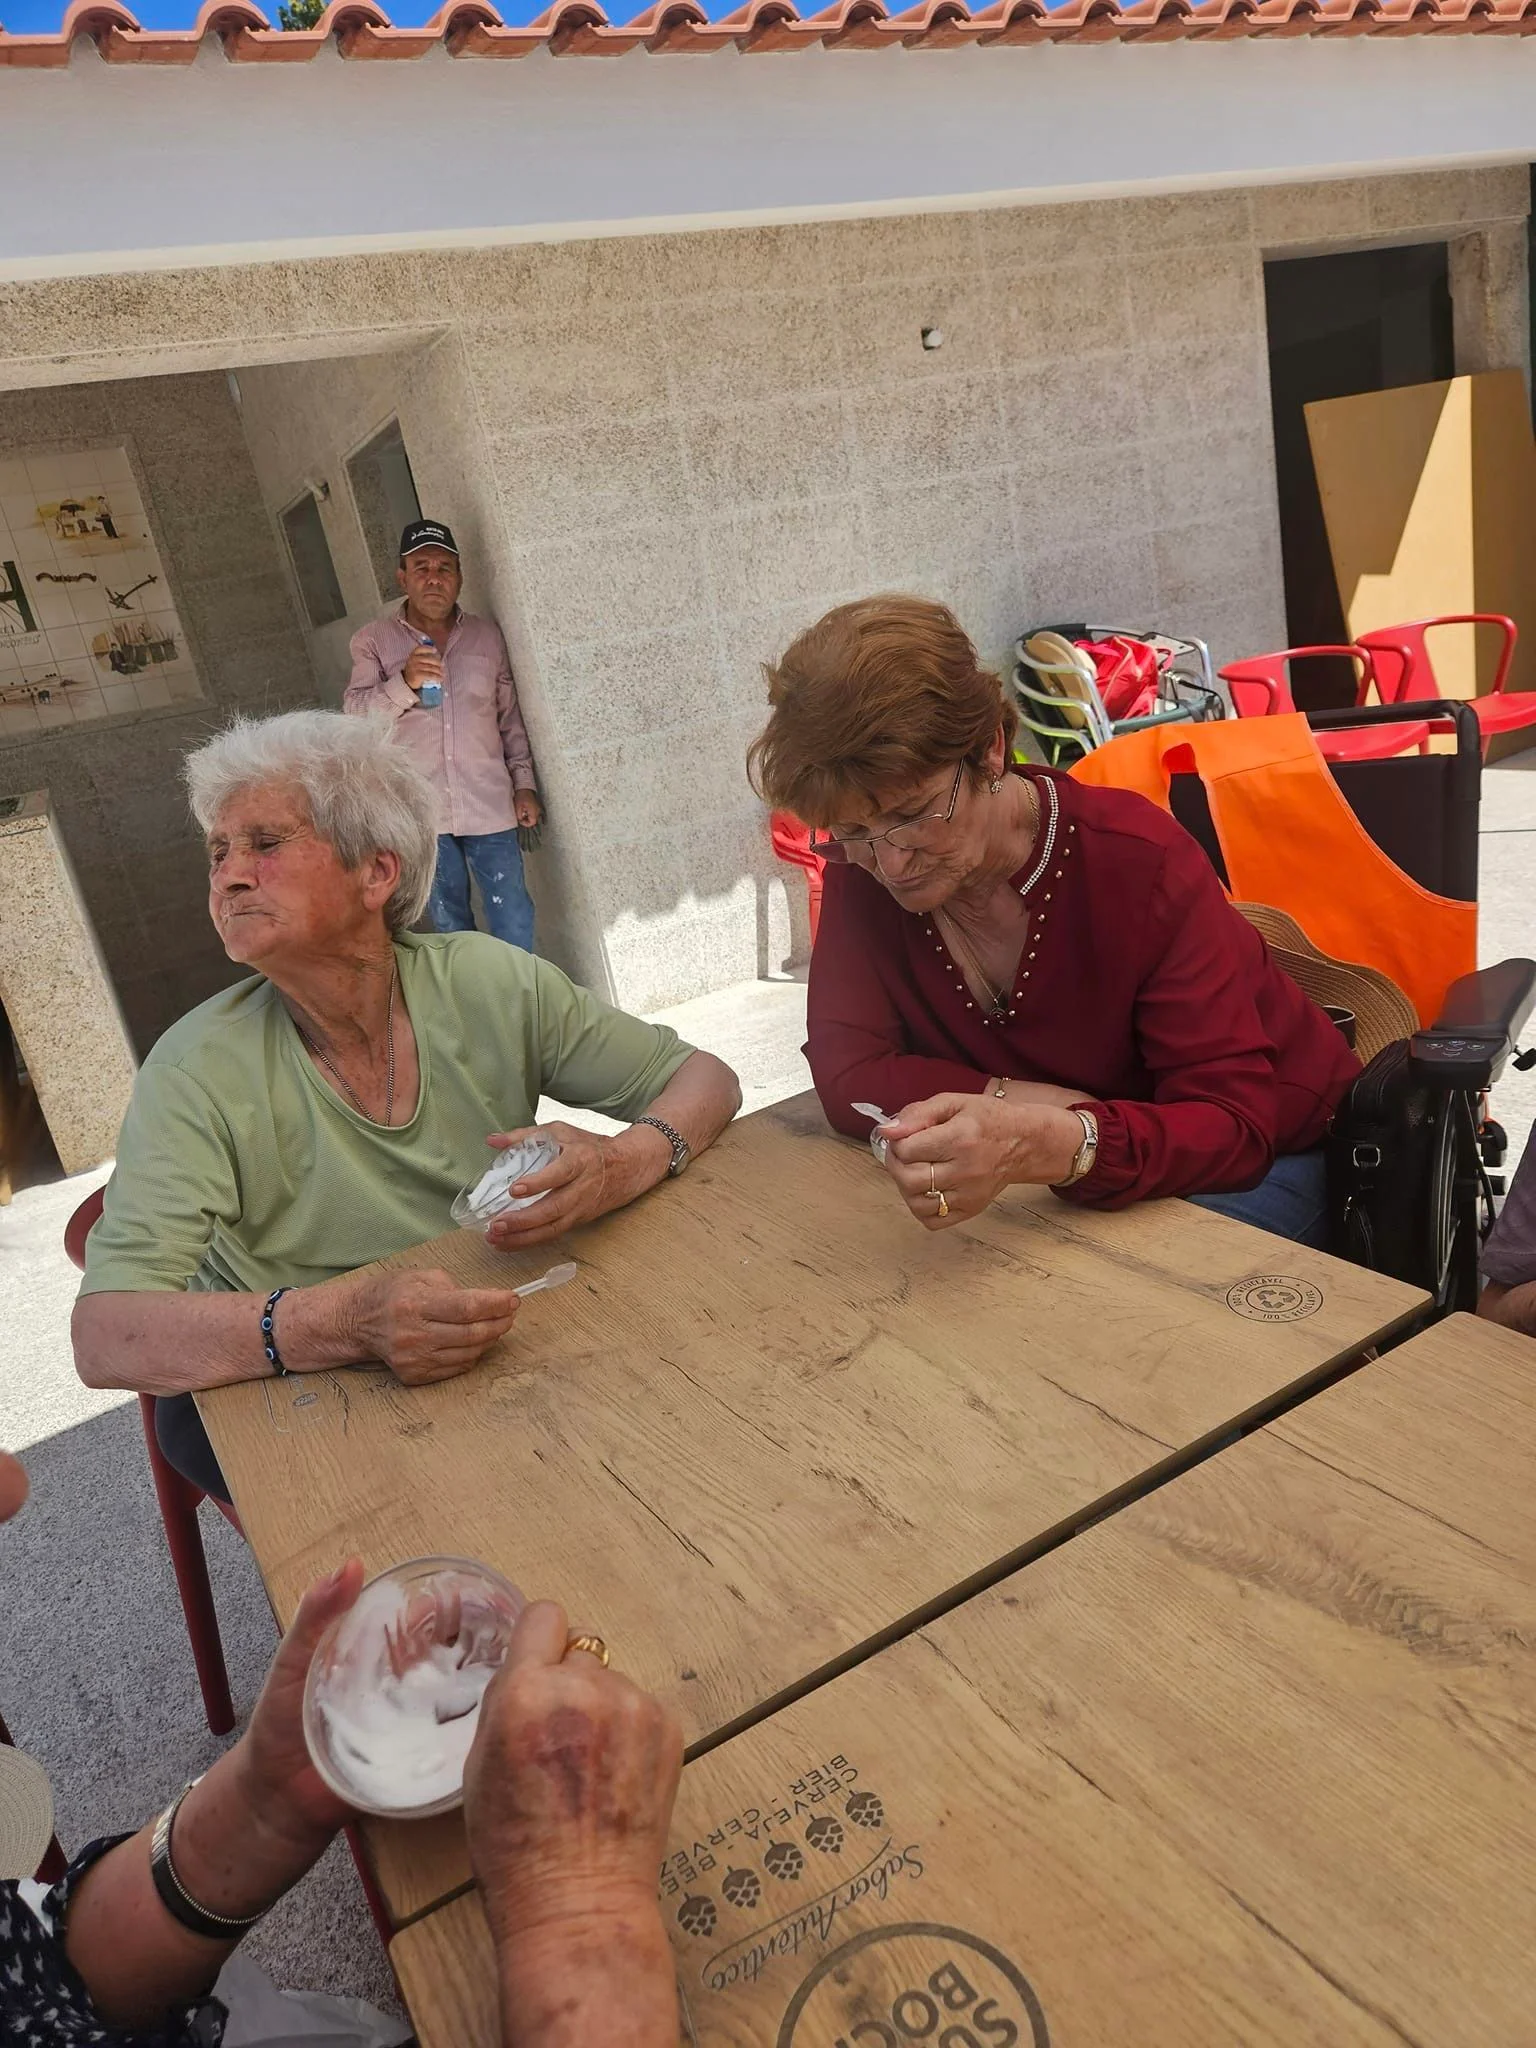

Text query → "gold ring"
[565,1631,610,1668]
[928,1165,938,1198]
[936,1191,950,1217]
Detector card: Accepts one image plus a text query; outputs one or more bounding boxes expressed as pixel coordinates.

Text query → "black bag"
[1326,1042,1458,1295]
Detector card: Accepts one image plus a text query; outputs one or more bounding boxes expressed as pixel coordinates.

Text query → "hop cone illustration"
[806,1814,845,1855]
[677,1894,716,1938]
[764,1840,805,1882]
[846,1790,885,1830]
[721,1867,761,1910]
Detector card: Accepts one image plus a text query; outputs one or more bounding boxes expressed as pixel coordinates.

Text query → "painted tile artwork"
[0,446,201,735]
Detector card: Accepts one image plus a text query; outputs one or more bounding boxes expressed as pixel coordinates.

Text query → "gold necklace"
[937,909,1014,1019]
[291,965,398,1125]
[936,778,1042,1020]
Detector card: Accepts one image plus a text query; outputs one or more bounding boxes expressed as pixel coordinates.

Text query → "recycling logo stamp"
[1225,1275,1324,1323]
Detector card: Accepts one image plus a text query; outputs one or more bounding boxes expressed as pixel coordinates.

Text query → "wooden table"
[392,1312,1536,2047]
[200,1093,1424,1922]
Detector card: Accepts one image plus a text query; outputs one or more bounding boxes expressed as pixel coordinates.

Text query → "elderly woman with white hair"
[72,711,740,1500]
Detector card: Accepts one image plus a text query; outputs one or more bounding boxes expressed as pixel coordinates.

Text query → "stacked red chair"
[1355,615,1536,754]
[1220,645,1431,763]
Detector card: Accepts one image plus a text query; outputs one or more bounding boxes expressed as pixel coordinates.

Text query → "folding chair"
[1013,631,1194,766]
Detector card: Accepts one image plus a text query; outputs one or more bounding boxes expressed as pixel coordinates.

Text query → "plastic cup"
[452,1133,561,1232]
[303,1556,525,1819]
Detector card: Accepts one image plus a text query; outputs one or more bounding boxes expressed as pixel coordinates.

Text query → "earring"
[989,778,1003,795]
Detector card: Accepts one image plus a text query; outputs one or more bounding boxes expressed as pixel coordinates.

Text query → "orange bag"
[1071,713,1475,1027]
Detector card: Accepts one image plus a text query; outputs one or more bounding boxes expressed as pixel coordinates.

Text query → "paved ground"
[1,766,1532,2007]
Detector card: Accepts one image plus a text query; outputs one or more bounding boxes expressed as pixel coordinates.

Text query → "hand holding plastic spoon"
[514,1261,578,1299]
[852,1102,895,1162]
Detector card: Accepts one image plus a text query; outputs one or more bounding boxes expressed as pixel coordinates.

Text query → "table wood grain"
[201,1093,1424,1922]
[393,1312,1536,2047]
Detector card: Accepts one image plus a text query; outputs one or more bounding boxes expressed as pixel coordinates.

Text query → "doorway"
[1264,243,1455,708]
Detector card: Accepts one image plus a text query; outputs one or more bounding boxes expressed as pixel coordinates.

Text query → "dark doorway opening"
[1264,242,1455,709]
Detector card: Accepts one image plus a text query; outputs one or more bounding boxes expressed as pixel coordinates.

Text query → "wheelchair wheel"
[1425,1095,1483,1315]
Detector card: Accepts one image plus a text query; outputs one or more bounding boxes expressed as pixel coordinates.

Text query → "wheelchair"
[1115,700,1534,1318]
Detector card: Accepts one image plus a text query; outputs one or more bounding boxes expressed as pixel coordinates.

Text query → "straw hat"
[1236,902,1418,1064]
[0,1746,55,1881]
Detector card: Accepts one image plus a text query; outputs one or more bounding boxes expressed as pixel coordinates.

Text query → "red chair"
[770,811,825,945]
[1220,645,1431,764]
[65,1187,398,1940]
[1355,614,1536,752]
[66,1187,236,1737]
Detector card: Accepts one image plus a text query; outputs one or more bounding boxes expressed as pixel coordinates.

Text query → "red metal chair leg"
[344,1822,395,1946]
[138,1395,236,1738]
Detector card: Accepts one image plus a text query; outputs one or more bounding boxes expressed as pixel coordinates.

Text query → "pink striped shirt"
[345,605,538,837]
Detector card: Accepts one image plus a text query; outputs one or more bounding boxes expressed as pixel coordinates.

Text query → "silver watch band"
[150,1778,267,1940]
[633,1114,690,1177]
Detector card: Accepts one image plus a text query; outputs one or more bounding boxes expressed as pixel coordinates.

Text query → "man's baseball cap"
[399,519,459,560]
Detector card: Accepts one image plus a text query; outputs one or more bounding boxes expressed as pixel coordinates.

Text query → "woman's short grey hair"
[184,710,440,934]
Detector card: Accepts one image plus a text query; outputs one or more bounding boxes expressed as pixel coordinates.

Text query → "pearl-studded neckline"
[924,775,1076,1026]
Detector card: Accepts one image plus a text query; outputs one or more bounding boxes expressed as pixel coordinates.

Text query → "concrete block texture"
[2,164,1525,1017]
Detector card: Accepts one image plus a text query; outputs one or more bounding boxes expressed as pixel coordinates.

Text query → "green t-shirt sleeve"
[531,955,695,1121]
[79,1061,242,1296]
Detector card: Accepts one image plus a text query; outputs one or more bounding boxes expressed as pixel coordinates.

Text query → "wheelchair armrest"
[1408,958,1536,1089]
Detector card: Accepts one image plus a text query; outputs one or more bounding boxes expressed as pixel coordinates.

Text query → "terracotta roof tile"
[0,0,1529,62]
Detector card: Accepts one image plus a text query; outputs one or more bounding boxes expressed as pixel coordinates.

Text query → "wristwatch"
[150,1779,268,1940]
[633,1114,690,1177]
[1057,1106,1100,1188]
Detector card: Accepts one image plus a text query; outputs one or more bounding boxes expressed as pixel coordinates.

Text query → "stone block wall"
[439,166,1530,1009]
[0,166,1526,1021]
[0,374,316,1052]
[234,333,601,983]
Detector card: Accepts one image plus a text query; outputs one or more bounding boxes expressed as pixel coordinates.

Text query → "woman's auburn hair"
[747,594,1018,827]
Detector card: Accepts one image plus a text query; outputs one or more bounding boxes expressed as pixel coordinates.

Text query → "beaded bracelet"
[260,1285,293,1377]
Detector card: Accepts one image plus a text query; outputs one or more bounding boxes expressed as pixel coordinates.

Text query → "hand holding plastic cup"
[852,1101,896,1164]
[303,1557,525,1819]
[452,1133,562,1232]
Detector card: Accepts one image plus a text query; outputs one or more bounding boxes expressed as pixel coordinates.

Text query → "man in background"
[345,518,543,952]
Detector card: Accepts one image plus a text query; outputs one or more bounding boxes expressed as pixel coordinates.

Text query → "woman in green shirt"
[73,710,741,1501]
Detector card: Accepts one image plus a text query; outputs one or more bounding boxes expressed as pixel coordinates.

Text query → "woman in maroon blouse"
[749,596,1359,1245]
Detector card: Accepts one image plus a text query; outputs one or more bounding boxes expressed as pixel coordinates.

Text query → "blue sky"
[1,0,558,28]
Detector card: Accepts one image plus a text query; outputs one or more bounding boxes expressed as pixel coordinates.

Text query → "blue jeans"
[429,831,535,953]
[1188,1149,1330,1248]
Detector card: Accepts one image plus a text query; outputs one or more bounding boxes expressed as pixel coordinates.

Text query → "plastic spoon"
[851,1102,896,1164]
[514,1261,578,1299]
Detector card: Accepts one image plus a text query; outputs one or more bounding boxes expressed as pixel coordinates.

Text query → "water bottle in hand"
[417,635,443,709]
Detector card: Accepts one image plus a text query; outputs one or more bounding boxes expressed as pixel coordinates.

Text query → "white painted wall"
[2,39,1535,281]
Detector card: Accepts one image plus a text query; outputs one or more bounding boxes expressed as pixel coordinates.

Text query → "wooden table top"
[200,1092,1424,1922]
[392,1312,1536,2048]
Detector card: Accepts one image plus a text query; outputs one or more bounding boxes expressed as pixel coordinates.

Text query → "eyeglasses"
[807,762,965,863]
